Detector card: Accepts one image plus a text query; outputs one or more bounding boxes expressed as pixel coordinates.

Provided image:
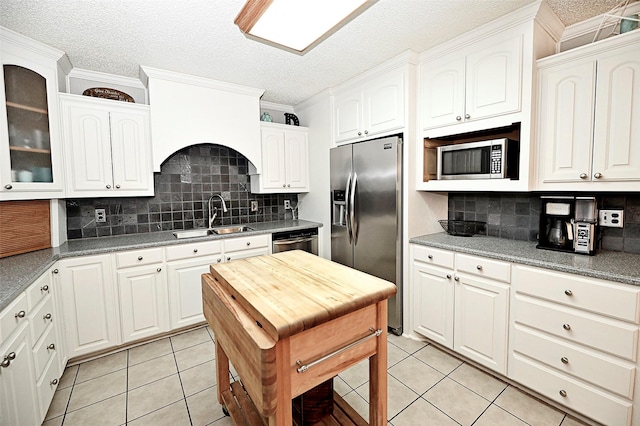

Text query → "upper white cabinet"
[0,27,70,201]
[334,65,405,144]
[421,35,521,130]
[537,31,640,191]
[250,122,309,193]
[60,93,153,197]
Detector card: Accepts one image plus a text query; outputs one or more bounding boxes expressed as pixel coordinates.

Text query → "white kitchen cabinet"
[420,34,521,131]
[537,31,640,191]
[334,67,405,144]
[60,93,153,197]
[224,234,271,261]
[250,123,309,193]
[411,244,510,374]
[58,254,120,358]
[0,27,69,201]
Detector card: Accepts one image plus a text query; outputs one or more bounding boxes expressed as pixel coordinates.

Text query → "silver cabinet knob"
[6,352,16,361]
[364,130,368,135]
[227,257,231,261]
[287,184,290,187]
[106,184,112,189]
[579,173,588,179]
[157,268,162,272]
[47,343,56,350]
[559,390,567,397]
[357,132,362,136]
[564,289,573,296]
[456,116,462,121]
[282,184,286,187]
[115,184,121,189]
[41,284,49,292]
[563,323,571,331]
[476,265,483,270]
[14,310,26,319]
[0,358,10,368]
[43,313,52,320]
[4,184,12,190]
[138,256,143,261]
[446,274,452,279]
[50,378,59,386]
[427,254,433,259]
[246,242,251,246]
[53,269,59,274]
[561,356,569,364]
[454,276,460,281]
[465,114,470,119]
[594,172,602,179]
[193,249,198,253]
[217,258,222,263]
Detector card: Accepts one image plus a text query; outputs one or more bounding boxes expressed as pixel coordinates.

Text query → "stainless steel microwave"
[436,138,519,180]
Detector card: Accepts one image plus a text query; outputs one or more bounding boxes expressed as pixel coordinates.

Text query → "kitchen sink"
[172,229,211,239]
[211,225,253,235]
[172,226,254,239]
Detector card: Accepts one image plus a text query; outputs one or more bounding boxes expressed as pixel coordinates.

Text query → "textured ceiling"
[0,0,631,105]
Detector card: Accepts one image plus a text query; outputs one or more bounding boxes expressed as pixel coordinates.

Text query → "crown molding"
[560,1,640,42]
[69,68,146,89]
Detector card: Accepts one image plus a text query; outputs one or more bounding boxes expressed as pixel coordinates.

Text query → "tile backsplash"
[66,144,298,239]
[448,192,640,254]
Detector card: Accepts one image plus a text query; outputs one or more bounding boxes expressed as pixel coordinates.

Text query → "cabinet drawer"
[29,294,55,345]
[36,351,62,421]
[510,353,632,426]
[32,322,59,380]
[514,296,639,361]
[115,247,164,268]
[514,265,640,323]
[26,273,52,310]
[166,240,223,261]
[289,304,377,397]
[224,234,270,253]
[412,245,454,269]
[456,253,510,282]
[512,325,635,398]
[0,292,28,342]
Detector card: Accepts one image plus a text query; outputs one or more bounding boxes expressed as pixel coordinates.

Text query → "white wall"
[294,91,332,259]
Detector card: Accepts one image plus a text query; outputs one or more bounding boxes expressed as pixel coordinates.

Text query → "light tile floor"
[42,326,590,426]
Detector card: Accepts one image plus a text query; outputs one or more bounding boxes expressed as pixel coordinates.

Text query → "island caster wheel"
[222,405,230,416]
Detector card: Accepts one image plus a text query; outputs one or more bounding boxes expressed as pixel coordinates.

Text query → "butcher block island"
[202,250,397,425]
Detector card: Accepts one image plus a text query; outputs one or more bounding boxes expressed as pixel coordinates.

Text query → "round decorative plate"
[82,87,134,102]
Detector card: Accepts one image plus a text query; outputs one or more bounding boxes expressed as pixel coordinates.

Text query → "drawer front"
[165,240,223,261]
[0,292,28,342]
[26,273,52,310]
[29,294,55,345]
[510,353,632,426]
[289,304,377,398]
[224,234,270,253]
[36,351,63,421]
[514,296,639,361]
[514,265,640,323]
[412,244,454,269]
[455,253,510,282]
[32,322,59,380]
[116,247,164,268]
[512,324,636,398]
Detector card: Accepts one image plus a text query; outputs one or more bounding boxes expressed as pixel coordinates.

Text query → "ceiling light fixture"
[234,0,377,54]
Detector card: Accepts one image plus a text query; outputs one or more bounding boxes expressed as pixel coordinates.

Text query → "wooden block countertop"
[207,250,397,342]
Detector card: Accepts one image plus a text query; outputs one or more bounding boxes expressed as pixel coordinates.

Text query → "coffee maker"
[537,196,597,255]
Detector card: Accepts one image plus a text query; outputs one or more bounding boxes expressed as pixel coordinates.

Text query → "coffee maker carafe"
[547,218,568,248]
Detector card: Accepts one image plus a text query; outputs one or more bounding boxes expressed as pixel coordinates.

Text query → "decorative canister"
[260,112,273,122]
[620,14,638,33]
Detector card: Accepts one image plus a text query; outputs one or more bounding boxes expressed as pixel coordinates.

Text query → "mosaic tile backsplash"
[66,144,298,239]
[448,192,640,254]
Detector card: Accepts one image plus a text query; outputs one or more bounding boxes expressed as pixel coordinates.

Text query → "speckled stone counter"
[410,232,640,286]
[0,220,322,312]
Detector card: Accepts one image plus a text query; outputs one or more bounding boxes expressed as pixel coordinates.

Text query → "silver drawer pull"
[454,276,460,281]
[50,378,59,386]
[47,343,56,350]
[157,268,162,272]
[296,328,382,373]
[43,313,52,320]
[193,249,198,253]
[559,389,567,397]
[476,265,482,270]
[0,359,10,368]
[246,242,251,246]
[41,284,49,292]
[14,310,26,319]
[138,256,143,261]
[446,274,451,279]
[561,357,569,364]
[563,323,571,331]
[564,289,573,296]
[427,254,433,259]
[217,258,222,263]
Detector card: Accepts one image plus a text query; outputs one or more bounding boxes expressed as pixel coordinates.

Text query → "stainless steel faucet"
[208,194,228,228]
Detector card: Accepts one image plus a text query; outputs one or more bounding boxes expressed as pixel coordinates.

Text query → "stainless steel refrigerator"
[330,136,402,335]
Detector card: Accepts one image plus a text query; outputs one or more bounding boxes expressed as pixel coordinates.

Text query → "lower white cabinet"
[58,254,120,358]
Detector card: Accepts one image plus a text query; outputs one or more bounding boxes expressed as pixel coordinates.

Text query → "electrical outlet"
[95,208,106,223]
[251,200,259,212]
[284,200,291,210]
[599,209,624,227]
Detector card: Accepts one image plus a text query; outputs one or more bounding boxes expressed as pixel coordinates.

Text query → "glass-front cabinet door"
[0,50,64,199]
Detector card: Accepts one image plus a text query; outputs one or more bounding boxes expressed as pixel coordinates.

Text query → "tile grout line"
[124,349,129,425]
[170,332,195,426]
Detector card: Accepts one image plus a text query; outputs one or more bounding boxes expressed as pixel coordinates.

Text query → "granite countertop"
[410,232,640,286]
[0,219,322,312]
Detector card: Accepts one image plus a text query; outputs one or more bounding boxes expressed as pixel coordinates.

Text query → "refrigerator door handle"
[345,173,353,244]
[351,172,358,246]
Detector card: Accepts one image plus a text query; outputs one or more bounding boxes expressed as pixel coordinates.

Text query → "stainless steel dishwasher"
[272,228,318,255]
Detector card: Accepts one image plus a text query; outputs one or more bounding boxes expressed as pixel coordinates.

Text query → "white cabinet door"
[110,109,152,191]
[454,273,509,374]
[260,127,286,190]
[412,261,454,348]
[58,255,120,358]
[284,129,308,190]
[420,57,465,130]
[334,88,362,143]
[0,325,39,426]
[166,256,220,330]
[465,35,522,122]
[538,60,596,183]
[363,70,405,136]
[592,46,640,182]
[117,265,168,343]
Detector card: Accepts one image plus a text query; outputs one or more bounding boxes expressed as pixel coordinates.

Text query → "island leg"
[269,338,293,426]
[216,340,230,405]
[369,300,388,425]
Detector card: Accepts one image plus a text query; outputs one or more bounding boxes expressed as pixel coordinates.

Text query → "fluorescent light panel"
[236,0,372,53]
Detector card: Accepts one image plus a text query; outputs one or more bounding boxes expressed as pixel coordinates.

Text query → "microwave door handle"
[345,173,353,244]
[351,172,358,246]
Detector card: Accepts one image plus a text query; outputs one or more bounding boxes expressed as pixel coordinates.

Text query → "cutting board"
[0,200,51,258]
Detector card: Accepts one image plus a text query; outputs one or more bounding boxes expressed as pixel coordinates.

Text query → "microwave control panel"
[490,145,503,176]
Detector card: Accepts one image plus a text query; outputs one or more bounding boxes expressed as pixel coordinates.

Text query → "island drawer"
[513,296,639,361]
[512,324,636,398]
[115,247,164,268]
[412,245,454,269]
[166,240,223,261]
[456,253,510,282]
[0,292,28,342]
[514,265,640,323]
[224,234,270,252]
[510,353,632,426]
